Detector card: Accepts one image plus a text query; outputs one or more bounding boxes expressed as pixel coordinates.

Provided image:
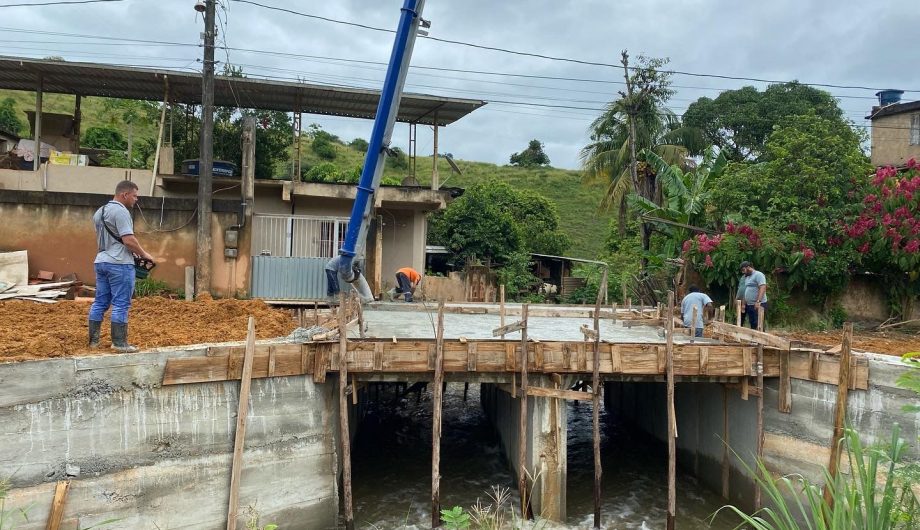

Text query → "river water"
[351,383,738,529]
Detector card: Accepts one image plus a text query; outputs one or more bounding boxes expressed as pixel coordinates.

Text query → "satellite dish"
[444,154,462,175]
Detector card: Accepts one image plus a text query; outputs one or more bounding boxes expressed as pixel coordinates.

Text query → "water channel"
[351,383,739,529]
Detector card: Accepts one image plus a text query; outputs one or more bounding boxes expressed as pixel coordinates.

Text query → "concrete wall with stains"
[0,348,340,529]
[0,190,249,297]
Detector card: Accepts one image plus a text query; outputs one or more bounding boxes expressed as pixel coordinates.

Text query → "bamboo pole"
[337,292,355,530]
[592,269,608,528]
[431,302,445,528]
[666,291,677,530]
[226,316,256,530]
[823,322,853,509]
[518,303,531,520]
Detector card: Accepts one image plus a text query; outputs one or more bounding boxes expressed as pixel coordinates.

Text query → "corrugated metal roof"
[0,56,486,126]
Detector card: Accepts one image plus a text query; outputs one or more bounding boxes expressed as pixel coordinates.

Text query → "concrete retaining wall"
[0,348,339,529]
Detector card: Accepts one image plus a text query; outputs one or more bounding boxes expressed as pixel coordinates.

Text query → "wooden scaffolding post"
[754,344,764,511]
[355,292,366,338]
[823,322,853,509]
[46,480,71,530]
[337,292,355,530]
[226,316,256,530]
[431,302,445,528]
[721,385,730,499]
[666,291,677,530]
[735,299,743,327]
[756,305,764,333]
[518,303,531,520]
[592,269,608,528]
[690,305,698,343]
[499,285,506,332]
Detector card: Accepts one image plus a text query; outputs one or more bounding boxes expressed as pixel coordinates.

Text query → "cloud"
[0,0,917,169]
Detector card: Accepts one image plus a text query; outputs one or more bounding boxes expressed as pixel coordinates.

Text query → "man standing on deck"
[88,180,154,353]
[736,261,768,330]
[680,285,713,337]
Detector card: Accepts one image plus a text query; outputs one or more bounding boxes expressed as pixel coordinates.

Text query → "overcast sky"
[1,0,918,169]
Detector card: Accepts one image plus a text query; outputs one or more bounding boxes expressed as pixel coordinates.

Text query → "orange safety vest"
[397,267,421,285]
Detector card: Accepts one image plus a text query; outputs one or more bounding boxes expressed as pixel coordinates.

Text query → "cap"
[739,260,752,270]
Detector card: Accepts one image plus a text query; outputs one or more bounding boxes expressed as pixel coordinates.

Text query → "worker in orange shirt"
[387,266,422,302]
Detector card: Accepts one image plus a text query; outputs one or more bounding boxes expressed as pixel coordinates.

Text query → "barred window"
[910,114,920,145]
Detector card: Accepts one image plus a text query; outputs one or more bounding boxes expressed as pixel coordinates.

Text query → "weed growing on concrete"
[714,426,918,529]
[244,505,277,530]
[0,476,32,530]
[469,485,509,530]
[440,506,471,529]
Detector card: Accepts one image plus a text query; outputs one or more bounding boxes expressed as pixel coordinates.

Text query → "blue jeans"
[694,327,704,338]
[89,262,135,324]
[395,272,413,302]
[325,269,339,297]
[744,303,768,330]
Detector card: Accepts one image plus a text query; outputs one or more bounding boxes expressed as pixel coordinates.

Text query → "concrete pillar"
[481,376,570,522]
[33,74,43,172]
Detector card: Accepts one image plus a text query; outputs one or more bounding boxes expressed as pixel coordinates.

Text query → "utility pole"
[195,0,216,297]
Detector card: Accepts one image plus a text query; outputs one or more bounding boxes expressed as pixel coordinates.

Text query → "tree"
[429,179,569,263]
[83,126,127,151]
[683,82,847,161]
[509,139,550,167]
[581,51,703,265]
[0,97,23,136]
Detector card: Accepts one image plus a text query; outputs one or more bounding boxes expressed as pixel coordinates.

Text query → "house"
[867,89,920,167]
[0,57,486,300]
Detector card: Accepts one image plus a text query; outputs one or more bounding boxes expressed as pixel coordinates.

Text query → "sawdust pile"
[0,298,298,361]
[778,329,920,357]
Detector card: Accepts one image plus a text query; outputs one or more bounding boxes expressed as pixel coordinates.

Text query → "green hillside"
[296,138,613,259]
[0,90,613,259]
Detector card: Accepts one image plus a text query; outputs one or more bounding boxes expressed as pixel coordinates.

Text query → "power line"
[229,0,920,94]
[0,0,122,7]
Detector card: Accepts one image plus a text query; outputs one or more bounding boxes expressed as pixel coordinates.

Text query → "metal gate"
[250,214,348,300]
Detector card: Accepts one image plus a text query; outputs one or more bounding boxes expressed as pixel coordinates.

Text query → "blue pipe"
[338,0,422,282]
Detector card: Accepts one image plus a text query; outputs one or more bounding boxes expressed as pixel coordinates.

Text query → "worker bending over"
[680,285,713,337]
[388,267,422,302]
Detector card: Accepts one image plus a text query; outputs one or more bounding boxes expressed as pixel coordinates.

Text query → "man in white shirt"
[681,285,713,337]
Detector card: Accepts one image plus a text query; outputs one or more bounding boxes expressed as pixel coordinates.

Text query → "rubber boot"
[111,322,138,353]
[385,288,396,302]
[88,319,102,348]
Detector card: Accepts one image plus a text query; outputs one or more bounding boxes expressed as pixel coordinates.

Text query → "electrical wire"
[0,0,123,6]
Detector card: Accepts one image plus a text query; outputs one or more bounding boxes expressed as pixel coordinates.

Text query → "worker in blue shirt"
[680,286,713,337]
[736,260,768,330]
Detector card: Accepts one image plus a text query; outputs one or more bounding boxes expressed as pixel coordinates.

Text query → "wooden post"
[518,303,531,520]
[185,266,194,301]
[149,76,169,195]
[756,304,764,333]
[226,316,256,530]
[779,347,792,413]
[592,269,607,528]
[666,291,677,530]
[690,305,698,343]
[431,116,439,190]
[431,302,445,528]
[46,480,70,530]
[195,0,217,297]
[355,292,366,338]
[73,94,82,153]
[735,299,742,327]
[823,322,853,509]
[338,292,355,530]
[499,284,506,336]
[721,385,730,499]
[313,301,319,326]
[33,74,43,172]
[754,344,764,511]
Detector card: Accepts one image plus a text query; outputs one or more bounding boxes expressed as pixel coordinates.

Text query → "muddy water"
[351,384,738,529]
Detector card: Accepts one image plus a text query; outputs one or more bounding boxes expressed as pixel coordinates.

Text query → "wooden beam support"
[431,302,445,529]
[823,322,853,509]
[525,386,592,401]
[778,347,792,413]
[518,303,532,520]
[493,320,525,337]
[755,344,764,511]
[592,269,607,529]
[666,291,677,530]
[226,316,256,530]
[46,480,70,530]
[710,321,791,350]
[337,293,355,530]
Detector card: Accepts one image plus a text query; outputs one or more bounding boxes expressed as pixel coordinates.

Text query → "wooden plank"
[525,385,593,401]
[373,342,384,371]
[809,351,820,380]
[46,480,70,530]
[267,346,276,377]
[534,342,545,370]
[823,323,853,509]
[657,345,667,374]
[226,316,257,530]
[431,302,445,528]
[505,343,516,371]
[610,344,622,373]
[592,269,607,529]
[337,294,354,530]
[313,341,328,384]
[577,342,587,372]
[735,300,742,327]
[467,342,478,372]
[700,346,710,375]
[710,321,791,350]
[493,320,525,337]
[721,384,730,500]
[755,344,764,511]
[778,348,791,413]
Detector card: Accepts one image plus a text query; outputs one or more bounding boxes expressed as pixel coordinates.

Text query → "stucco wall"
[871,112,920,167]
[0,348,340,529]
[0,190,248,297]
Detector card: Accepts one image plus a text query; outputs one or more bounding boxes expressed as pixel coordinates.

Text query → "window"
[911,114,920,146]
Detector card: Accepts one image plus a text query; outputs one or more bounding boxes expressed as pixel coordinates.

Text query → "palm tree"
[580,98,704,234]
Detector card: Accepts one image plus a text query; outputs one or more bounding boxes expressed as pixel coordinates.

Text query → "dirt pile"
[0,298,298,361]
[778,329,920,357]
